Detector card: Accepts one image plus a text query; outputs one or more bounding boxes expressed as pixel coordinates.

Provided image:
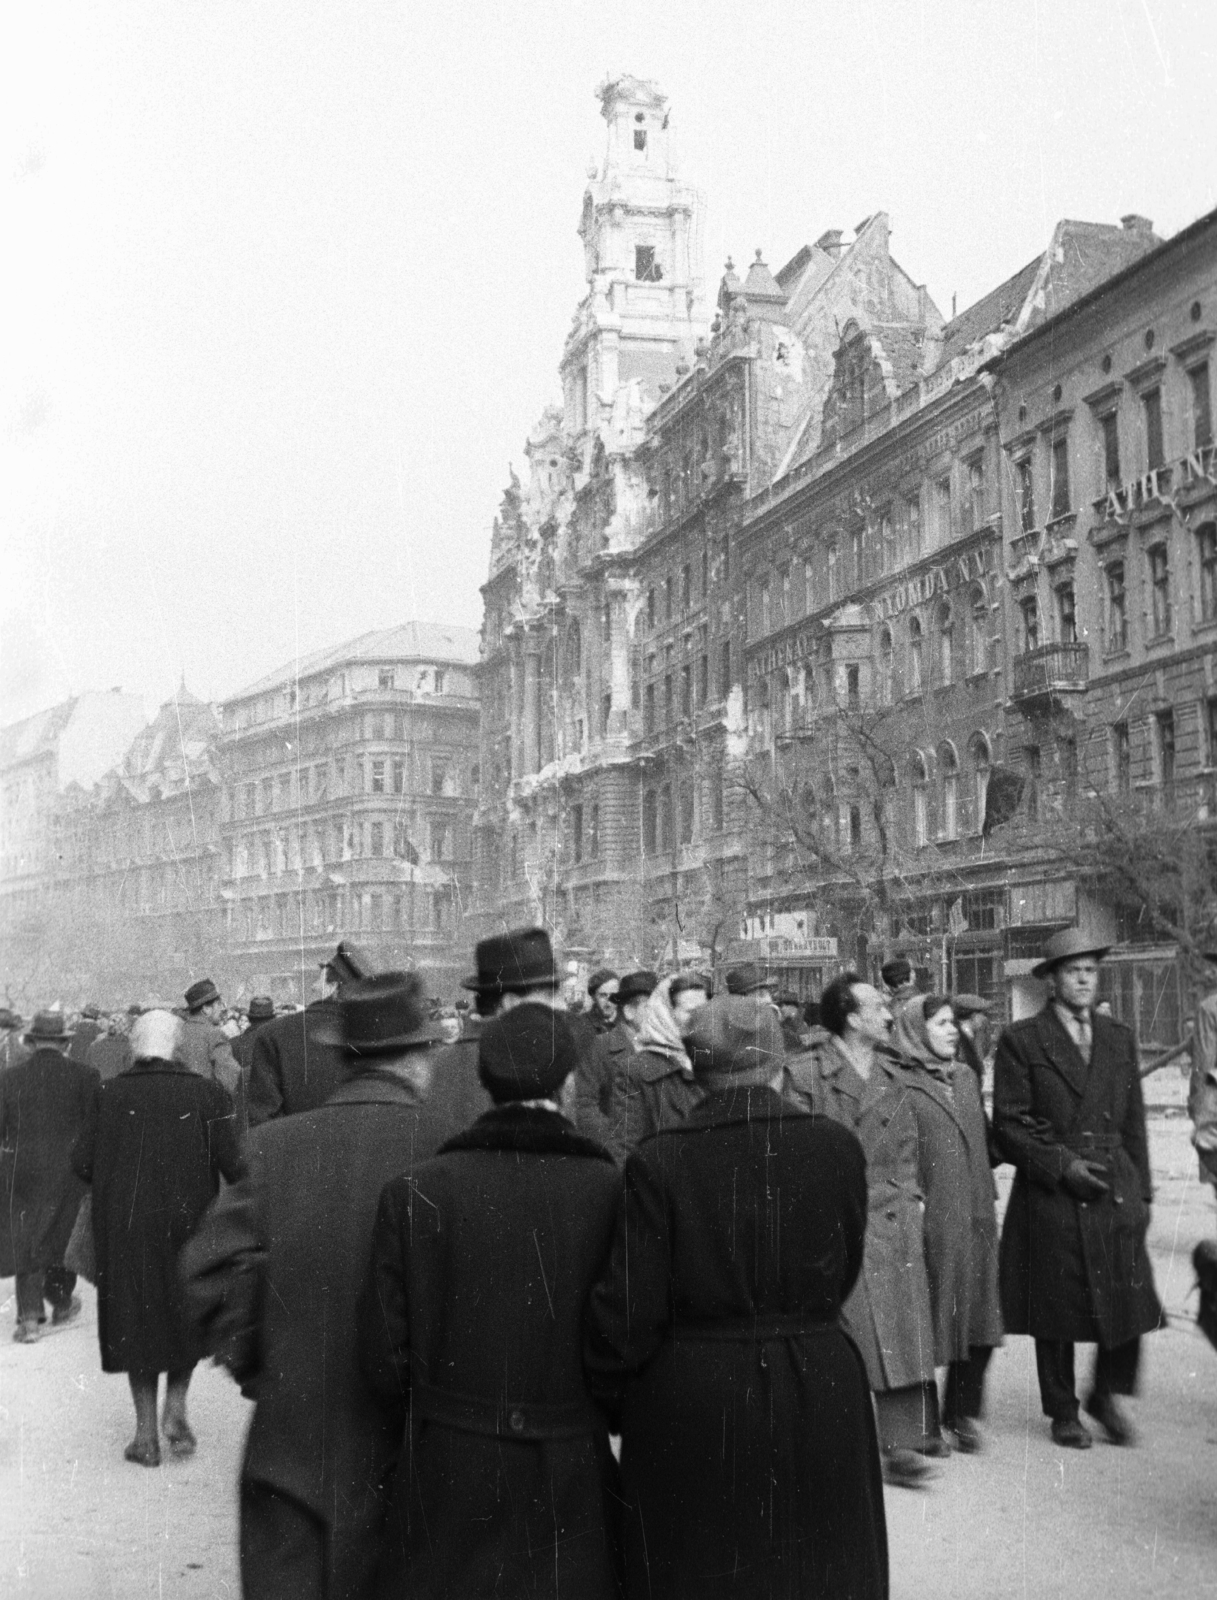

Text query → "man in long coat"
[784,973,938,1486]
[359,1003,622,1600]
[575,969,656,1161]
[586,994,887,1600]
[994,927,1163,1448]
[179,978,241,1096]
[181,971,455,1600]
[245,942,370,1126]
[0,1012,98,1341]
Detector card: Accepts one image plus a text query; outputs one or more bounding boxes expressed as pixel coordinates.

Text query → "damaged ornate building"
[469,73,1217,1037]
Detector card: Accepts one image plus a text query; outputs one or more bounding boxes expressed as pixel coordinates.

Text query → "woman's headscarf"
[632,977,693,1073]
[891,993,956,1077]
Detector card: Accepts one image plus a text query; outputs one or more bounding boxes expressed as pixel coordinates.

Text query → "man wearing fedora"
[428,927,577,1137]
[182,971,457,1600]
[231,997,275,1136]
[180,978,241,1097]
[0,1012,98,1342]
[994,927,1163,1448]
[246,941,371,1127]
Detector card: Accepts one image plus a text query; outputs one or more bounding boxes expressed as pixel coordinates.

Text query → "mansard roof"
[229,623,481,702]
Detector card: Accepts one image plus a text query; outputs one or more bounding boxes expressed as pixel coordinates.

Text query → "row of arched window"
[796,734,993,852]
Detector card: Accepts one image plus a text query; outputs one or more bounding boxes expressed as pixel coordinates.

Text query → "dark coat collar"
[440,1105,615,1163]
[126,1057,192,1076]
[683,1083,787,1130]
[323,1069,424,1108]
[1033,1003,1090,1095]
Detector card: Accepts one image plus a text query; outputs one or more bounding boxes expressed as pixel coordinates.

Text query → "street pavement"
[1,1106,1215,1598]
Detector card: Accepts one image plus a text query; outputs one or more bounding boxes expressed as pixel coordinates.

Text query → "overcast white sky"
[3,0,1215,725]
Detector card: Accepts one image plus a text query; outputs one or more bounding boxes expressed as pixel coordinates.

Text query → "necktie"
[1075,1013,1092,1063]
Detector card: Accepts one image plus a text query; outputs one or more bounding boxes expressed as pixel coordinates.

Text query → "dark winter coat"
[358,1106,623,1600]
[994,1005,1163,1346]
[585,1087,888,1600]
[784,1040,935,1392]
[898,1059,1003,1363]
[73,1061,242,1373]
[0,1047,98,1278]
[621,1048,704,1150]
[575,1021,635,1161]
[68,1019,103,1063]
[424,1035,493,1135]
[180,1070,455,1600]
[245,1000,346,1125]
[86,1030,131,1082]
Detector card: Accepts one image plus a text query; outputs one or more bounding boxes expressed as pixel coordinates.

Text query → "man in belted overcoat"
[994,927,1163,1449]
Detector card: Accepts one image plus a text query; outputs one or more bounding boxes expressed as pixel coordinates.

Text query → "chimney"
[816,229,844,257]
[1121,213,1153,235]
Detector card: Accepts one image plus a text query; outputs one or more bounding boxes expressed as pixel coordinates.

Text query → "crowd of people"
[1,919,1211,1599]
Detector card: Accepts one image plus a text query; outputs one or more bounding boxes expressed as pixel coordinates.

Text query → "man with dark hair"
[785,972,938,1486]
[880,958,917,1005]
[182,971,457,1600]
[246,943,370,1126]
[576,970,657,1163]
[586,969,619,1034]
[774,991,808,1054]
[994,928,1162,1449]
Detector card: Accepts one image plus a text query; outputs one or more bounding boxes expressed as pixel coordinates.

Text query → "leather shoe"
[1084,1394,1135,1446]
[11,1319,40,1345]
[882,1447,935,1487]
[51,1295,81,1327]
[1050,1416,1092,1449]
[124,1438,162,1468]
[915,1433,952,1458]
[949,1416,983,1454]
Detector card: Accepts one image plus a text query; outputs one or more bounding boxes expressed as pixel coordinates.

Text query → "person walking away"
[245,941,370,1126]
[586,993,887,1600]
[358,1004,621,1600]
[576,969,656,1161]
[72,1008,242,1464]
[181,972,455,1600]
[179,978,241,1097]
[994,927,1163,1448]
[0,1012,97,1342]
[892,995,1003,1451]
[622,973,709,1149]
[231,995,276,1136]
[783,973,939,1485]
[86,1011,133,1082]
[69,1004,105,1063]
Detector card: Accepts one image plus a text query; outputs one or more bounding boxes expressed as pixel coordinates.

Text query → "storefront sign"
[1101,443,1217,521]
[871,544,991,621]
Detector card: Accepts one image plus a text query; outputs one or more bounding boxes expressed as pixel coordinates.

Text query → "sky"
[2,0,1215,726]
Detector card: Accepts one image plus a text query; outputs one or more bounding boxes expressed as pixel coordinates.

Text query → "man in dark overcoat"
[575,969,656,1161]
[586,993,887,1600]
[994,927,1163,1448]
[245,941,371,1126]
[231,995,275,1136]
[181,971,455,1600]
[0,1012,98,1342]
[783,973,939,1485]
[68,1004,105,1063]
[179,978,241,1095]
[359,1003,622,1600]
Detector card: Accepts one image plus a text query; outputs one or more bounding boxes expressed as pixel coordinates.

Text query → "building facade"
[217,623,480,1000]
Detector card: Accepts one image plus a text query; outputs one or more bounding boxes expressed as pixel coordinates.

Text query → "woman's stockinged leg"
[126,1373,161,1467]
[163,1365,197,1457]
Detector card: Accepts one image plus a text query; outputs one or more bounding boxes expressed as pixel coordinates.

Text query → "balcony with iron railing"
[1011,641,1090,704]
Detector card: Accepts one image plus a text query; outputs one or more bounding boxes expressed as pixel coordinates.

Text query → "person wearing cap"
[231,996,276,1137]
[245,941,371,1127]
[783,972,940,1486]
[358,1003,621,1599]
[179,978,241,1098]
[621,973,710,1151]
[1187,949,1217,1189]
[994,927,1163,1449]
[575,969,657,1163]
[182,971,456,1600]
[587,968,620,1034]
[586,993,887,1600]
[724,962,775,1000]
[73,1009,242,1465]
[0,1012,98,1343]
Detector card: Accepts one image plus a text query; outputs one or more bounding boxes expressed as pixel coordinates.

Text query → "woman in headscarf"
[621,973,710,1152]
[586,993,887,1600]
[73,1008,243,1466]
[892,994,1003,1451]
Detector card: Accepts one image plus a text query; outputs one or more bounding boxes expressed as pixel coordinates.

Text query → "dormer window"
[635,245,663,283]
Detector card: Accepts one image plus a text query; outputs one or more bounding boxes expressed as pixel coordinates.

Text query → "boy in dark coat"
[358,1004,622,1600]
[1,1012,97,1342]
[586,994,888,1600]
[994,928,1163,1449]
[181,971,454,1600]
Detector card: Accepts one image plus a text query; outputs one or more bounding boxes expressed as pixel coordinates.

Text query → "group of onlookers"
[0,917,1185,1599]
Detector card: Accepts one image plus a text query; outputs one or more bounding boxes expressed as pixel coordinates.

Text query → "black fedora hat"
[321,940,374,986]
[247,996,275,1022]
[461,928,560,994]
[24,1011,74,1044]
[184,978,222,1013]
[317,971,441,1056]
